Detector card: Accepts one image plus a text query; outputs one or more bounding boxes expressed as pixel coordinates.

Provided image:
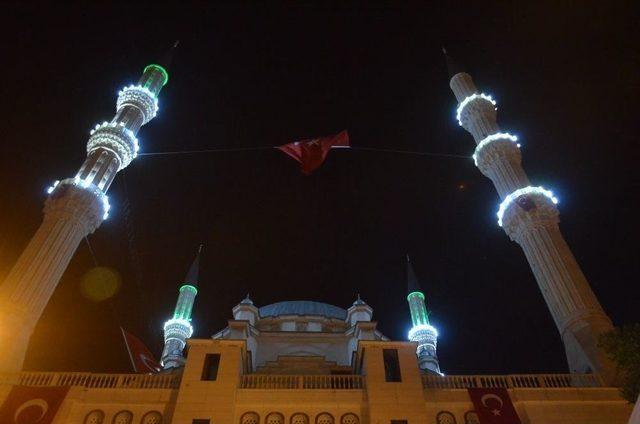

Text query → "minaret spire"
[162,245,203,369]
[442,47,465,79]
[447,58,616,382]
[406,255,441,375]
[0,49,172,372]
[158,40,180,71]
[184,243,203,286]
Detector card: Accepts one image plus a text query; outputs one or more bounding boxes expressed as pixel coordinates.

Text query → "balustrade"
[240,374,364,389]
[0,372,180,389]
[422,373,602,389]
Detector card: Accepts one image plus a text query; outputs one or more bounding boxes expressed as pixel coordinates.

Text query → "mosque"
[0,45,634,423]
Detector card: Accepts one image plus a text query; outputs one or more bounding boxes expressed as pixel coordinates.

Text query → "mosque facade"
[0,47,635,423]
[0,295,632,423]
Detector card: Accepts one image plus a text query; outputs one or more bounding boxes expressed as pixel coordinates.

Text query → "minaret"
[406,256,441,374]
[445,50,615,381]
[161,245,202,369]
[0,43,177,373]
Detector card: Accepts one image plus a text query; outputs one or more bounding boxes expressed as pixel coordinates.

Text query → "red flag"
[277,130,350,175]
[468,388,522,424]
[0,385,70,424]
[121,328,162,373]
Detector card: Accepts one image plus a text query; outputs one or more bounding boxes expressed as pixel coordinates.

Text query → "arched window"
[315,413,334,424]
[141,411,163,424]
[113,411,133,424]
[436,411,457,424]
[241,412,260,424]
[290,413,309,424]
[340,413,359,424]
[84,410,105,424]
[266,412,284,424]
[464,411,480,424]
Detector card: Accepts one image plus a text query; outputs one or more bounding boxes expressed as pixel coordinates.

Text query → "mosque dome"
[258,301,347,320]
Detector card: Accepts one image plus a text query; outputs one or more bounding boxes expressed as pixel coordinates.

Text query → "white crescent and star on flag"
[13,398,49,423]
[481,393,504,416]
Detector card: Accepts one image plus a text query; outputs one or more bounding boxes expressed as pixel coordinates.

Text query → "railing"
[240,374,364,390]
[0,372,181,389]
[422,373,603,389]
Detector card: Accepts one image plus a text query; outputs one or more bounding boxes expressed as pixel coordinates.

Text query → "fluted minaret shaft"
[0,55,172,373]
[162,246,201,369]
[449,70,615,382]
[406,257,441,374]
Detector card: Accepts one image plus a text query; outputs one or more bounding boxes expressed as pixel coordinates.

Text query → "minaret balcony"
[163,318,194,339]
[408,323,438,342]
[456,93,497,127]
[472,132,521,167]
[87,122,139,169]
[45,177,110,224]
[117,85,158,124]
[497,186,560,238]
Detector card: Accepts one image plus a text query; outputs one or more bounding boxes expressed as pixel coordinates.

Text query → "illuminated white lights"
[163,318,194,338]
[456,93,497,126]
[50,178,110,221]
[87,122,139,168]
[408,323,439,340]
[102,195,111,220]
[472,132,521,165]
[46,180,60,194]
[497,186,559,226]
[117,85,159,124]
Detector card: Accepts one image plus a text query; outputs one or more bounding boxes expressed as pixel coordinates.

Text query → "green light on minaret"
[408,291,430,327]
[173,284,197,320]
[180,284,198,295]
[143,64,169,86]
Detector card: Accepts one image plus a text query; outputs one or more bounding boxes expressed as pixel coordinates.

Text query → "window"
[192,420,210,424]
[340,413,359,424]
[241,412,259,424]
[383,349,402,382]
[112,411,133,424]
[358,348,365,375]
[201,353,221,381]
[436,411,457,424]
[266,413,284,424]
[464,411,480,424]
[84,410,105,424]
[141,411,163,424]
[315,413,334,424]
[291,413,309,424]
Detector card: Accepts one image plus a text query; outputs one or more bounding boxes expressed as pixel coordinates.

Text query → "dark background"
[0,2,637,374]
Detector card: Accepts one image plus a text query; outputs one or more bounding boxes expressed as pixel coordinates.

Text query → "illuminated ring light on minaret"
[47,177,111,220]
[497,186,559,227]
[408,323,439,341]
[163,318,194,339]
[472,132,521,166]
[86,122,139,169]
[116,85,159,124]
[456,93,497,126]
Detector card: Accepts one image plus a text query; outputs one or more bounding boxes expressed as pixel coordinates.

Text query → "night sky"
[0,3,638,375]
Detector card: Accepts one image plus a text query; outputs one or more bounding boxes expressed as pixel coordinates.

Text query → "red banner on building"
[277,130,350,175]
[467,388,522,424]
[121,327,162,373]
[0,385,70,424]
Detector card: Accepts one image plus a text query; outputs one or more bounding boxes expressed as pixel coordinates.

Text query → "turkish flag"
[277,130,350,175]
[121,328,162,373]
[468,388,522,424]
[0,386,70,424]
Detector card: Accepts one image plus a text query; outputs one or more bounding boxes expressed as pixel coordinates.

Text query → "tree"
[599,324,640,403]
